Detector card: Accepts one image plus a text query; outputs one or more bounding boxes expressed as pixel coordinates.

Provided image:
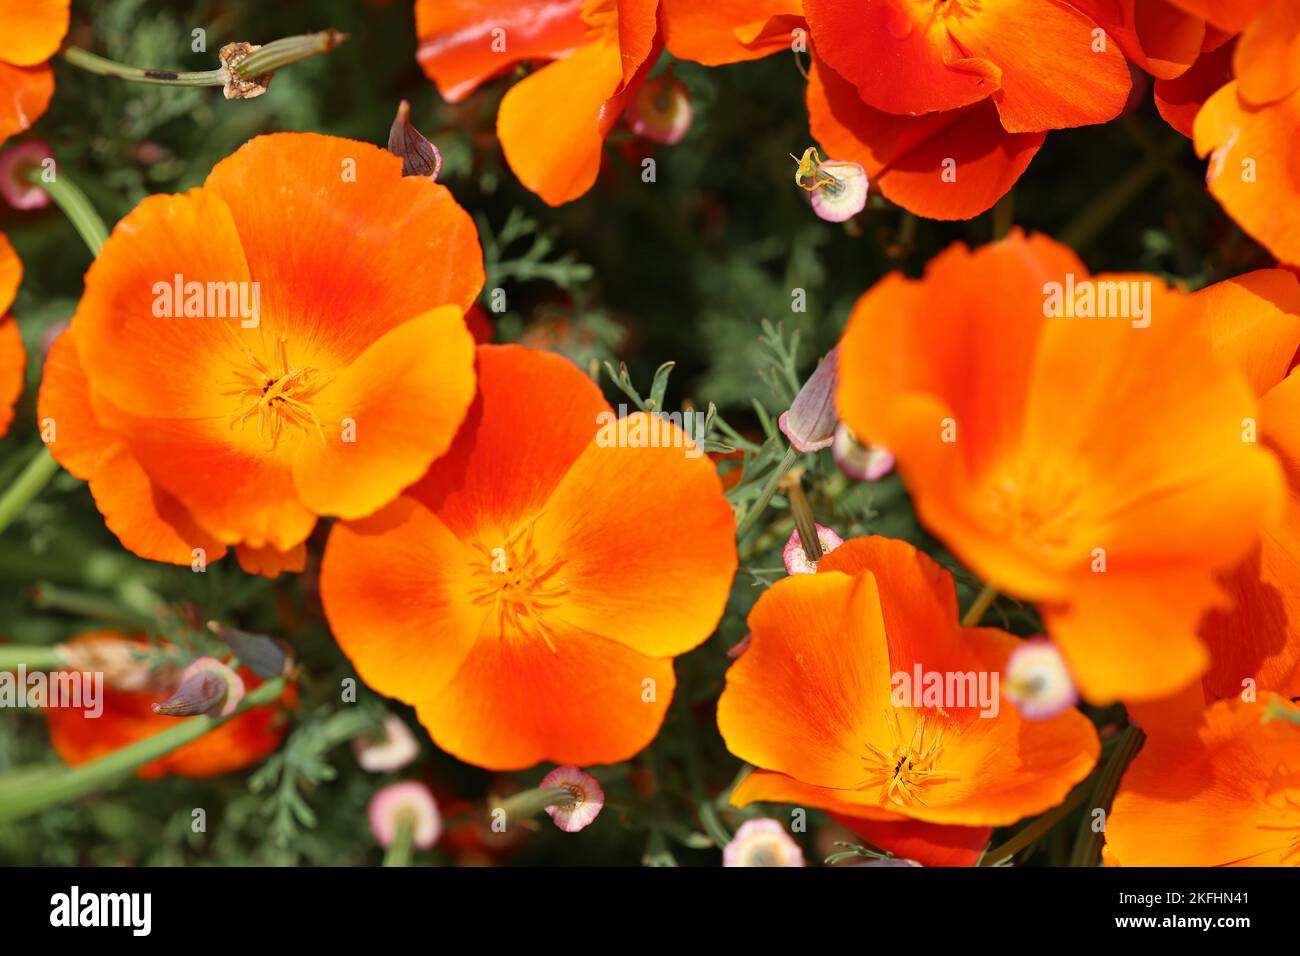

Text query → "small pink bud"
[779,347,838,453]
[369,781,442,850]
[539,765,605,833]
[151,657,244,717]
[0,140,54,210]
[783,524,844,575]
[793,147,867,223]
[1004,638,1078,720]
[833,424,895,481]
[723,819,805,867]
[626,72,693,145]
[353,714,420,773]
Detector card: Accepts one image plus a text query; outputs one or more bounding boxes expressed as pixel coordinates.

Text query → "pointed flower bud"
[1004,638,1078,720]
[792,147,868,223]
[540,765,605,833]
[388,100,442,180]
[626,72,693,145]
[779,347,838,452]
[207,620,288,679]
[369,781,442,850]
[151,657,245,717]
[783,524,844,575]
[723,819,805,867]
[353,714,421,773]
[833,424,895,481]
[0,140,53,210]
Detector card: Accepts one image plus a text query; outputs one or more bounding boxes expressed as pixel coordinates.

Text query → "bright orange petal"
[0,313,23,438]
[1234,0,1300,106]
[414,0,588,102]
[36,330,119,479]
[1193,268,1300,396]
[808,58,1043,221]
[0,61,53,147]
[1164,0,1270,33]
[1072,0,1205,80]
[292,306,476,519]
[235,540,307,579]
[0,0,69,67]
[660,0,802,65]
[1195,81,1300,265]
[831,812,992,867]
[0,228,18,313]
[1154,38,1235,137]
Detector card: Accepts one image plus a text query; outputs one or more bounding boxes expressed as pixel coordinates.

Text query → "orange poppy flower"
[414,0,661,205]
[42,631,294,779]
[0,0,68,148]
[1194,0,1300,264]
[837,232,1287,704]
[320,344,737,770]
[37,133,483,577]
[660,0,1127,219]
[718,536,1098,864]
[1153,36,1235,137]
[1072,0,1209,81]
[0,229,25,438]
[1105,694,1300,866]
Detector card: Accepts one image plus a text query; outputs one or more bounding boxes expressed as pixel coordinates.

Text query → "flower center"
[860,711,959,808]
[221,334,330,451]
[468,516,569,652]
[980,459,1088,564]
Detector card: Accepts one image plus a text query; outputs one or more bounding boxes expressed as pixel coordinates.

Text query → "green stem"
[30,583,156,632]
[0,449,62,538]
[960,584,998,628]
[25,167,108,256]
[979,776,1093,866]
[0,644,69,671]
[62,32,346,88]
[1069,726,1145,867]
[735,445,800,541]
[383,813,415,867]
[0,676,286,824]
[495,786,574,825]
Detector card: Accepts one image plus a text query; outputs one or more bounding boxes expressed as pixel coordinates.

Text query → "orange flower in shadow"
[41,631,294,779]
[37,133,483,577]
[837,232,1288,703]
[415,0,661,205]
[1106,694,1300,866]
[0,0,68,148]
[320,345,737,770]
[718,536,1098,865]
[0,230,26,437]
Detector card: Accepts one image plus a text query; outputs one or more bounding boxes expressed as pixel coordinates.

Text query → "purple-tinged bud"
[369,781,442,850]
[540,765,605,833]
[793,147,868,223]
[1004,638,1078,720]
[723,819,805,867]
[353,714,421,773]
[779,347,838,453]
[151,657,245,717]
[388,100,442,180]
[833,424,895,481]
[783,524,844,575]
[0,140,53,211]
[625,72,693,145]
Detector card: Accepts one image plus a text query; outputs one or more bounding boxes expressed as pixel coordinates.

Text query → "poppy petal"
[0,61,53,155]
[0,313,24,438]
[1153,39,1235,138]
[0,0,69,67]
[235,540,307,578]
[831,812,992,867]
[36,330,117,480]
[660,0,801,65]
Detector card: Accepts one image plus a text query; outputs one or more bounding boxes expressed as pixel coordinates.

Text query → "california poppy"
[320,344,737,770]
[1105,694,1300,866]
[414,0,661,205]
[718,535,1099,865]
[0,0,68,147]
[837,232,1287,703]
[660,0,1128,219]
[42,631,294,779]
[37,133,483,577]
[1194,0,1300,265]
[0,229,25,438]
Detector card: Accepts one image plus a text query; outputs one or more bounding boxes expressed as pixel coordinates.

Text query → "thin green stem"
[1069,726,1145,867]
[383,813,415,867]
[979,775,1093,866]
[25,167,108,256]
[0,448,62,538]
[960,584,998,628]
[735,445,800,541]
[63,47,224,86]
[30,583,156,632]
[494,786,574,825]
[236,31,348,76]
[0,676,286,824]
[0,644,69,671]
